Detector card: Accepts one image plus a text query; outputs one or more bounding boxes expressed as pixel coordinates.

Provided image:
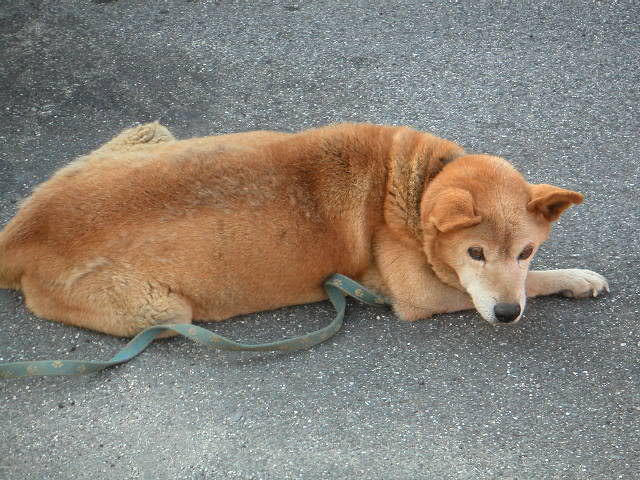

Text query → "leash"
[0,274,387,379]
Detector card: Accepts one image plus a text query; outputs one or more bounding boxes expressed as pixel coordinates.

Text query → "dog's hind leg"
[21,272,193,338]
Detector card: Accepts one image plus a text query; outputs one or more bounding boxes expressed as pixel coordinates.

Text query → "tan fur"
[0,122,608,336]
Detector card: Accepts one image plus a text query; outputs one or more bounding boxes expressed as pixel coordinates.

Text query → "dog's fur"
[0,122,608,336]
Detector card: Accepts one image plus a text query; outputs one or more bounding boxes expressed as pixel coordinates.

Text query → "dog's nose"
[494,303,521,323]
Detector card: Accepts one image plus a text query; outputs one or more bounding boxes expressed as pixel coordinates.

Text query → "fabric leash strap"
[0,274,387,379]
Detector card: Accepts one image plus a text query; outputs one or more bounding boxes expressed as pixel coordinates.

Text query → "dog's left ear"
[386,128,465,237]
[527,184,584,222]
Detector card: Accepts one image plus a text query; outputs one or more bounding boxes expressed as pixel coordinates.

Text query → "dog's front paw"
[556,269,610,298]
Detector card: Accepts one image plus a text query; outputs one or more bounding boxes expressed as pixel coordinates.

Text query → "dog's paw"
[556,269,610,299]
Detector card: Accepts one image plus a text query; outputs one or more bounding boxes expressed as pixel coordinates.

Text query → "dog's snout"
[494,303,521,323]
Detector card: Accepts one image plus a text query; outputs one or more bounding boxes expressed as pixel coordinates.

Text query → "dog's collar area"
[440,151,466,167]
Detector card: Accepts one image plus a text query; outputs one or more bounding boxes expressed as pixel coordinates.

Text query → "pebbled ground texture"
[1,1,638,479]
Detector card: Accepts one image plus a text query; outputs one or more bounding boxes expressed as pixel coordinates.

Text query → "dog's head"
[421,154,583,324]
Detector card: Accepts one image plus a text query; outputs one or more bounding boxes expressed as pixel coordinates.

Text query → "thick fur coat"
[0,122,608,336]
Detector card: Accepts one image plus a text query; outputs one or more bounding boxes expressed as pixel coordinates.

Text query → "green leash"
[0,274,387,379]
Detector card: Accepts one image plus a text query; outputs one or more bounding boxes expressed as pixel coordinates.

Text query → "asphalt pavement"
[1,1,639,479]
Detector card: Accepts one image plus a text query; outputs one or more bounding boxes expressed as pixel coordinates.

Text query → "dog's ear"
[386,128,465,237]
[427,188,482,233]
[527,184,584,222]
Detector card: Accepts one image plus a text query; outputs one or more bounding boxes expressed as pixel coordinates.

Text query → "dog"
[0,122,608,337]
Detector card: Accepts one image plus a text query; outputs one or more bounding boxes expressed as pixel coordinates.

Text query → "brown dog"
[0,122,608,336]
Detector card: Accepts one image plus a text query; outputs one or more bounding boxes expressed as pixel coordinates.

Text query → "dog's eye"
[519,245,534,261]
[468,247,485,261]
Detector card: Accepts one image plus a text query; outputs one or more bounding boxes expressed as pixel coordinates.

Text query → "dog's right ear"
[426,188,482,233]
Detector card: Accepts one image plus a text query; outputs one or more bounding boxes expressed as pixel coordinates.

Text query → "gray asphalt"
[1,1,639,479]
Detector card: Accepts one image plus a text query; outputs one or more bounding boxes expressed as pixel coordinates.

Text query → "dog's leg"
[374,228,473,321]
[21,273,192,338]
[89,121,176,156]
[526,269,609,299]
